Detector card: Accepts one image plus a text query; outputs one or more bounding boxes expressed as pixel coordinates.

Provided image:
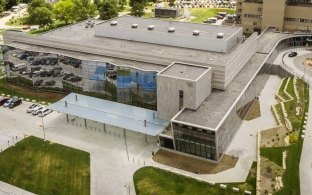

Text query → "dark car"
[52,70,61,77]
[8,98,22,108]
[0,97,9,106]
[63,73,74,80]
[67,76,82,82]
[288,52,297,58]
[45,80,56,86]
[34,79,43,86]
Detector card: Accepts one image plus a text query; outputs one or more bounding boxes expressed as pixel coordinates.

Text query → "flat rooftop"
[48,93,169,136]
[159,63,209,80]
[3,17,245,70]
[173,52,268,129]
[172,29,301,130]
[97,16,240,40]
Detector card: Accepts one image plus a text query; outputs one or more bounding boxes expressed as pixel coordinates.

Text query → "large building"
[236,0,312,33]
[2,16,311,163]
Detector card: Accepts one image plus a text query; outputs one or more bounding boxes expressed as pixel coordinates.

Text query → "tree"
[53,0,74,24]
[72,0,97,21]
[5,0,20,10]
[29,7,53,27]
[117,0,127,11]
[28,0,52,14]
[0,0,7,13]
[130,1,145,17]
[99,0,118,20]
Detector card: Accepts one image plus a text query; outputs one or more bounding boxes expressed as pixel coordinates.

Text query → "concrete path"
[225,75,281,182]
[0,181,35,195]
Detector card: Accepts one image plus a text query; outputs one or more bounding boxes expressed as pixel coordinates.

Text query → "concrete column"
[145,134,147,144]
[84,118,87,127]
[66,114,69,123]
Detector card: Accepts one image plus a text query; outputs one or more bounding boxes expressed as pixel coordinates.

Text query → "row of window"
[243,14,261,19]
[284,17,312,23]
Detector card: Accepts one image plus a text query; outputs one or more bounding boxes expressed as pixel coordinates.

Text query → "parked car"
[32,106,44,115]
[67,76,82,82]
[45,80,56,86]
[34,79,43,86]
[38,109,52,117]
[0,97,9,106]
[288,52,297,58]
[8,98,22,108]
[27,104,39,113]
[63,73,74,80]
[3,99,13,107]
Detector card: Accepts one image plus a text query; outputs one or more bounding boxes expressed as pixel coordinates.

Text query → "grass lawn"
[134,162,256,195]
[260,147,284,167]
[0,136,90,195]
[6,15,29,26]
[189,8,235,23]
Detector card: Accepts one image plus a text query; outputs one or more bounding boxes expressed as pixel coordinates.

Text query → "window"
[179,90,184,110]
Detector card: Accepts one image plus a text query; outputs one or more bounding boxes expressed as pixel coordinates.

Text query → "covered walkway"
[47,93,169,136]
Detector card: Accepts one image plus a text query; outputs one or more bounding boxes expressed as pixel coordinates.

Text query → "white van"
[12,63,26,71]
[207,17,217,23]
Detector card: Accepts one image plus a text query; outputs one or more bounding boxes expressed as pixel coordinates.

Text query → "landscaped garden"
[133,163,256,195]
[260,76,309,194]
[0,136,90,195]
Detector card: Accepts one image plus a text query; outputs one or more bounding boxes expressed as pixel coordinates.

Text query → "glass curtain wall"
[172,123,217,161]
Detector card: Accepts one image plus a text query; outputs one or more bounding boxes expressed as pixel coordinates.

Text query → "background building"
[236,0,312,33]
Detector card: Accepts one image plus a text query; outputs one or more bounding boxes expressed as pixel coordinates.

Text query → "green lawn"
[261,147,284,167]
[134,162,256,195]
[0,136,90,195]
[189,8,235,23]
[6,15,29,26]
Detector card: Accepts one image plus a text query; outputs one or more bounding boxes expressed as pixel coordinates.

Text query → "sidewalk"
[0,181,35,195]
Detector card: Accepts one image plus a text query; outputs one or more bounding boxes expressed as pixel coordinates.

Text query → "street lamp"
[41,116,45,141]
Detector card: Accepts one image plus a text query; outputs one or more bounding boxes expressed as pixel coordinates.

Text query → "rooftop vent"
[110,21,118,26]
[192,30,200,36]
[148,25,154,30]
[168,27,175,33]
[131,23,138,28]
[217,32,224,39]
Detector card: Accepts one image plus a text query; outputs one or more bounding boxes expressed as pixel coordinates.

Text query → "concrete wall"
[241,2,262,33]
[284,5,312,31]
[157,69,212,120]
[224,33,258,89]
[196,69,212,109]
[261,0,286,31]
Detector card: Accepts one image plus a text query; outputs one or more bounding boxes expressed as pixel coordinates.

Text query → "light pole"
[41,116,45,141]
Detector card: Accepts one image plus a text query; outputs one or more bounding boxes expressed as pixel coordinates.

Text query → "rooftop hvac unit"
[192,30,200,36]
[110,21,118,26]
[216,32,224,39]
[131,23,138,28]
[148,25,155,30]
[168,27,175,33]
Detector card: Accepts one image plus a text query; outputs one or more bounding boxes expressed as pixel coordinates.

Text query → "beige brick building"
[236,0,312,33]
